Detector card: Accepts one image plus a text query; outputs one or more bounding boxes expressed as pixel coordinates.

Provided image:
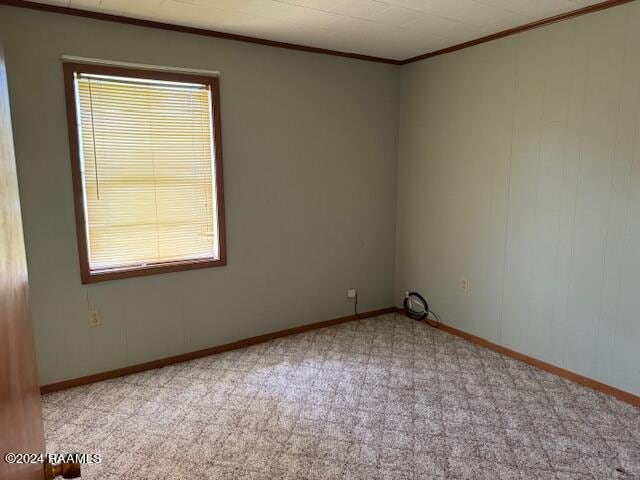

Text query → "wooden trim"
[62,62,227,284]
[400,0,635,65]
[79,258,227,284]
[0,0,632,67]
[211,73,227,269]
[0,0,401,65]
[395,308,640,407]
[40,306,395,394]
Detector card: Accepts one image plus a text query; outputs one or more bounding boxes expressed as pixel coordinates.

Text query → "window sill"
[81,257,226,284]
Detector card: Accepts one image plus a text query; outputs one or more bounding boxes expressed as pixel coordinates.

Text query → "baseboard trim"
[395,308,639,407]
[40,306,395,394]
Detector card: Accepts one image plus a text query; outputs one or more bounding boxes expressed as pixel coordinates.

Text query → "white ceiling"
[34,0,604,60]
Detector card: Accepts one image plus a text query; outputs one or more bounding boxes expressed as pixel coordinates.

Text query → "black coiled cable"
[403,291,440,328]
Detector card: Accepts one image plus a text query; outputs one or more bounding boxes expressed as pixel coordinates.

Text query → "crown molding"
[401,0,635,65]
[0,0,634,66]
[0,0,402,65]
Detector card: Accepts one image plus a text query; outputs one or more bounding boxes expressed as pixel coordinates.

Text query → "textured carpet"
[43,314,639,479]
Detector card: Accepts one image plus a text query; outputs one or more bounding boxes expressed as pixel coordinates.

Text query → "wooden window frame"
[63,62,227,284]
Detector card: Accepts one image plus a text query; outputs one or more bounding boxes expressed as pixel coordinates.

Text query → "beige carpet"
[43,314,639,479]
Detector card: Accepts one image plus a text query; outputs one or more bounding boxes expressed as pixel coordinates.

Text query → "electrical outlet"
[460,276,469,295]
[88,309,101,327]
[347,288,357,298]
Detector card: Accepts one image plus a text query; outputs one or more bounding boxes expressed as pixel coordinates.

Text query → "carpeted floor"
[43,314,639,479]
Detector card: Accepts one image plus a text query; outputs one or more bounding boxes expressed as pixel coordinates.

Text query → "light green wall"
[3,2,640,395]
[396,2,640,395]
[0,5,399,385]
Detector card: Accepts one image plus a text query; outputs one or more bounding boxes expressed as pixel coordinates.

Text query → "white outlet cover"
[347,289,357,298]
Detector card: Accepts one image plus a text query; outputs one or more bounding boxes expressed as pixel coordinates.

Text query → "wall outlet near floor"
[347,288,357,298]
[88,309,101,327]
[460,276,469,295]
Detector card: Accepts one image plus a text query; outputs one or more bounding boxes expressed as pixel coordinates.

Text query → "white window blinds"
[74,72,219,274]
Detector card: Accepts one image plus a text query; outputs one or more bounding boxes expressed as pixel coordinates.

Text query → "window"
[63,63,226,283]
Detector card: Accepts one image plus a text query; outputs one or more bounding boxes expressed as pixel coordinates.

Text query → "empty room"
[1,0,639,479]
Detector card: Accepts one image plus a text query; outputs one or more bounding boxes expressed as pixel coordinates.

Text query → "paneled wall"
[3,1,640,395]
[0,5,399,385]
[396,2,640,395]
